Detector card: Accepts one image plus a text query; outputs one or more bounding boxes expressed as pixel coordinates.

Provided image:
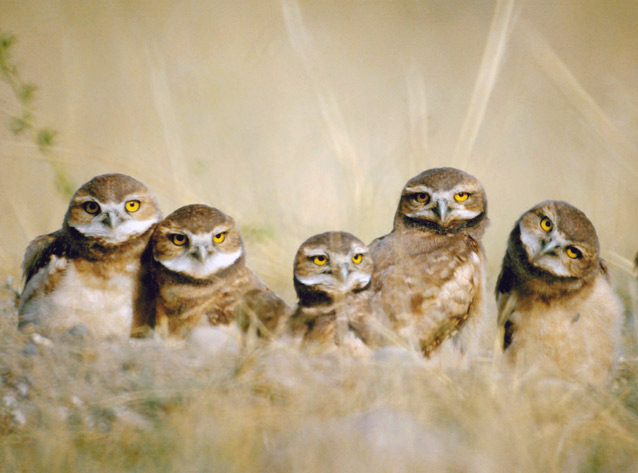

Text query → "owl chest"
[507,289,604,357]
[160,280,239,325]
[48,260,139,336]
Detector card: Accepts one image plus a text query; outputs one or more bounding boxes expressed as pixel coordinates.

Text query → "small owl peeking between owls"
[17,169,626,385]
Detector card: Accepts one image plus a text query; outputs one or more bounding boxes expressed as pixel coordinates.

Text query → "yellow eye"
[313,255,327,265]
[170,233,187,246]
[540,217,553,232]
[352,254,363,264]
[566,246,582,259]
[83,201,100,215]
[125,200,140,212]
[454,192,469,202]
[415,193,430,204]
[213,232,226,244]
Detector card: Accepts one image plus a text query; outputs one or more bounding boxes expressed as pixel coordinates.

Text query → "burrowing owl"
[19,173,162,337]
[145,204,289,338]
[288,231,379,349]
[496,200,623,385]
[369,167,488,358]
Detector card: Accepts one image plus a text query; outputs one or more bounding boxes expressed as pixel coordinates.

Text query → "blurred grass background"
[1,0,637,301]
[1,1,638,471]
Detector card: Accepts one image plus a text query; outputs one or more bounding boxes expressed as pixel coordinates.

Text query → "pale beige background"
[1,0,637,303]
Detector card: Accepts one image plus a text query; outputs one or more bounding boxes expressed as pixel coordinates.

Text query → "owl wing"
[21,230,63,284]
[370,232,483,356]
[131,243,158,338]
[236,287,291,337]
[227,268,291,337]
[18,230,69,328]
[495,254,521,351]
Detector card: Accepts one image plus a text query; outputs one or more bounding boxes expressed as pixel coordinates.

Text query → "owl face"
[395,167,486,232]
[65,173,161,244]
[518,200,599,279]
[152,204,243,279]
[294,232,373,296]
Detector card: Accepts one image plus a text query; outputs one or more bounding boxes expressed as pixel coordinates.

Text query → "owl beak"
[191,245,208,263]
[433,199,448,223]
[335,264,349,284]
[540,239,559,256]
[102,210,122,229]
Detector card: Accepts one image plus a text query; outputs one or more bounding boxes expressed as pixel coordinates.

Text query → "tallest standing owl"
[369,167,488,358]
[18,173,162,337]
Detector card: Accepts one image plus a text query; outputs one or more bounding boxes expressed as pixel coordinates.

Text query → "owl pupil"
[83,202,99,214]
[171,234,186,245]
[415,193,429,203]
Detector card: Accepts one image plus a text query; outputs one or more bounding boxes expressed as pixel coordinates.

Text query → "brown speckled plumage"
[288,232,379,349]
[19,173,162,337]
[370,167,488,358]
[145,204,289,338]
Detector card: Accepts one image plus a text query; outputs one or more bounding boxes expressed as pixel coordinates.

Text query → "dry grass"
[1,0,638,471]
[1,299,638,472]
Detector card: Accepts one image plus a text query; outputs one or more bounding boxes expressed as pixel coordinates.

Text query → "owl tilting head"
[508,200,600,295]
[19,173,162,337]
[496,200,623,385]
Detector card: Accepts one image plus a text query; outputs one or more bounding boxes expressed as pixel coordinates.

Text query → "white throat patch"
[158,249,242,279]
[295,272,371,293]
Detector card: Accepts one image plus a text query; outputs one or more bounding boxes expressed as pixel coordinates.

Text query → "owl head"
[393,167,487,238]
[517,200,600,280]
[64,173,162,245]
[293,232,373,304]
[151,204,244,279]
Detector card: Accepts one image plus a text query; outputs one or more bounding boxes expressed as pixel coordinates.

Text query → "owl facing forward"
[369,167,488,358]
[144,204,289,338]
[288,232,381,350]
[19,173,162,337]
[496,200,623,385]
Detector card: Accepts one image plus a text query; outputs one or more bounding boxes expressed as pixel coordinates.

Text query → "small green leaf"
[19,83,37,104]
[53,169,75,199]
[37,128,57,148]
[8,116,29,135]
[0,33,15,51]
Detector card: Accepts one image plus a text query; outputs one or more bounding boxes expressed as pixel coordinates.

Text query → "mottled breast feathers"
[145,204,289,338]
[19,173,162,337]
[369,167,488,358]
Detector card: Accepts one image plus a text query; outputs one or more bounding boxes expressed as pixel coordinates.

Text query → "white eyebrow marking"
[211,225,230,236]
[403,185,431,194]
[304,249,328,258]
[75,196,100,203]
